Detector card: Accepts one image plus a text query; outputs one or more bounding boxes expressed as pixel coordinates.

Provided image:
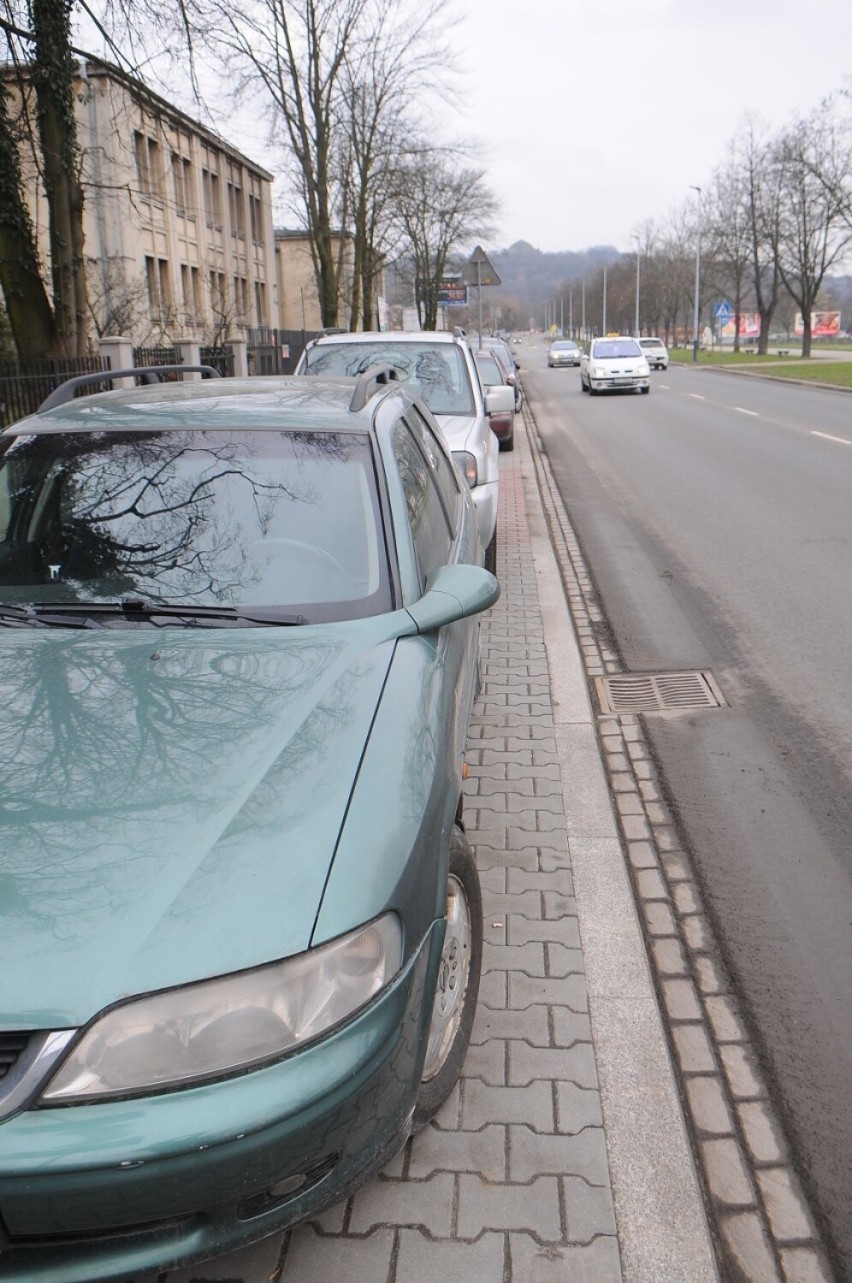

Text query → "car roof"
[308,330,466,346]
[639,337,665,343]
[6,375,409,436]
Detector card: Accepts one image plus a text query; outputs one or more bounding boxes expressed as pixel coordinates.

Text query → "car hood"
[0,619,405,1028]
[433,411,483,456]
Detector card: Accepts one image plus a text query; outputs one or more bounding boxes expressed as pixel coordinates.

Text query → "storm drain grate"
[595,670,725,715]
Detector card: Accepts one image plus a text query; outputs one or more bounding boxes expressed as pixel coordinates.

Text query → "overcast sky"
[450,0,852,254]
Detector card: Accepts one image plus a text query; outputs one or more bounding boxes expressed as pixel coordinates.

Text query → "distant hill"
[487,241,624,311]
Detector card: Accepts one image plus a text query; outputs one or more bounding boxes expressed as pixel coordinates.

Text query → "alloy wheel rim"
[421,874,472,1082]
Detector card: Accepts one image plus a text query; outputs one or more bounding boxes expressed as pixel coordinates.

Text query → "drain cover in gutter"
[595,670,725,715]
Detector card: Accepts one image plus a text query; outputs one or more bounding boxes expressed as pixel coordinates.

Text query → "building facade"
[14,60,278,345]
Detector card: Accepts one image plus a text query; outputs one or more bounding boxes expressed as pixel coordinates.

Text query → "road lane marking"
[811,430,851,446]
[689,394,705,400]
[735,407,759,416]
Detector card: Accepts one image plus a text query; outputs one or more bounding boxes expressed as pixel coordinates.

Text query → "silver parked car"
[296,330,500,573]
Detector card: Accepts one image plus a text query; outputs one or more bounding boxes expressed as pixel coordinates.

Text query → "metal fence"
[200,346,235,378]
[0,355,110,428]
[132,345,182,378]
[246,328,320,376]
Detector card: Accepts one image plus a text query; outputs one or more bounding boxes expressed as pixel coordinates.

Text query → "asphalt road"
[521,342,852,1277]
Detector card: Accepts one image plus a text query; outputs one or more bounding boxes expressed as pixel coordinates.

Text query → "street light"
[634,237,641,337]
[690,185,702,363]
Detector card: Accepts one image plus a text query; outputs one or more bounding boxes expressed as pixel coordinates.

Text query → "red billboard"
[794,311,841,337]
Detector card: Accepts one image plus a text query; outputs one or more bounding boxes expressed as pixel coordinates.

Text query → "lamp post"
[602,265,607,335]
[634,237,641,337]
[690,185,702,363]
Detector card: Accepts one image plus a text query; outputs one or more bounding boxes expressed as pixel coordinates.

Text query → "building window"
[202,168,222,226]
[172,154,193,216]
[228,182,245,238]
[254,280,266,325]
[249,193,264,244]
[135,134,163,201]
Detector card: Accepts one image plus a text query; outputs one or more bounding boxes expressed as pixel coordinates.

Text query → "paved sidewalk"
[145,414,718,1283]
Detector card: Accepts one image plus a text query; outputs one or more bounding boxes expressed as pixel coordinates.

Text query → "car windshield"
[552,342,577,351]
[592,340,642,359]
[0,429,391,624]
[303,342,475,415]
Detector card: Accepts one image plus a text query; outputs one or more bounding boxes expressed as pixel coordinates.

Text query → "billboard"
[720,312,761,339]
[438,278,468,307]
[794,311,841,337]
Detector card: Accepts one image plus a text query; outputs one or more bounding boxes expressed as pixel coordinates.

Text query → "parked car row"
[0,351,500,1281]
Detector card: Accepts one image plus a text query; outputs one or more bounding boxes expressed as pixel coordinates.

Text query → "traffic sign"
[715,300,733,323]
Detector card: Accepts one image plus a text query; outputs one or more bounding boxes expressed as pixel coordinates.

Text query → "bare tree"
[337,0,453,330]
[392,150,496,331]
[1,1,88,357]
[769,100,852,356]
[705,145,752,352]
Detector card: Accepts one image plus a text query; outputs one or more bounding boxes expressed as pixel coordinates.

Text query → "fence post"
[228,336,249,378]
[99,336,135,387]
[174,339,202,379]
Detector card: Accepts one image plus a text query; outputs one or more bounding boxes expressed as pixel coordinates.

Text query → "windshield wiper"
[11,601,307,628]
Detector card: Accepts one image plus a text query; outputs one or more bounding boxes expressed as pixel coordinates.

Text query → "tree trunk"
[31,0,89,355]
[0,87,56,357]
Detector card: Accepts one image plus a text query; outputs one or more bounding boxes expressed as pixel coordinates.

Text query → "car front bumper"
[0,927,441,1283]
[590,375,650,391]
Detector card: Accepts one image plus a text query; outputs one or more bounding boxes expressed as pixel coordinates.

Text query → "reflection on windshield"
[592,340,642,359]
[0,430,390,623]
[304,343,475,416]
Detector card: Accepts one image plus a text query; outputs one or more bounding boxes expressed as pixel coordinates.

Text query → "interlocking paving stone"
[563,1174,619,1239]
[509,1124,610,1186]
[394,1229,506,1282]
[462,1079,556,1132]
[346,1172,455,1235]
[281,1226,395,1281]
[407,1122,507,1180]
[471,1003,551,1045]
[555,1082,605,1133]
[509,1232,623,1282]
[509,972,588,1011]
[457,1174,562,1239]
[508,1041,598,1089]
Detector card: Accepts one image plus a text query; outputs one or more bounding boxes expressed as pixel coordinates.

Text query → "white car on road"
[580,337,650,395]
[638,337,669,369]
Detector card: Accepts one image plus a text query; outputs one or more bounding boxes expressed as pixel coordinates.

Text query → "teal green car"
[0,368,499,1281]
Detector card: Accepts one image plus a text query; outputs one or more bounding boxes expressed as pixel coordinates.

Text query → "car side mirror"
[407,564,500,633]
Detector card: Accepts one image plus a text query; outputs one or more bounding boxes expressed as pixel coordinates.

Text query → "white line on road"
[811,430,851,446]
[735,407,759,416]
[689,394,705,400]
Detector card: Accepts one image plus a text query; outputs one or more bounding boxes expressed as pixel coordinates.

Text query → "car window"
[391,418,452,584]
[591,340,643,359]
[303,342,475,416]
[475,355,504,386]
[406,407,460,537]
[640,339,663,349]
[0,429,391,622]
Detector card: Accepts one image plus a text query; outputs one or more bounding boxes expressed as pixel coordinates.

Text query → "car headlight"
[41,915,402,1102]
[592,366,607,377]
[452,451,478,487]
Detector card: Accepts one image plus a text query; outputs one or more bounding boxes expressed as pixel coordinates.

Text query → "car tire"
[484,527,497,575]
[580,376,589,392]
[414,825,483,1128]
[499,430,515,453]
[588,383,597,396]
[641,386,650,395]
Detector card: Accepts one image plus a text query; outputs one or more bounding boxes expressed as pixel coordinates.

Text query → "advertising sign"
[720,312,761,339]
[794,311,841,337]
[438,282,469,307]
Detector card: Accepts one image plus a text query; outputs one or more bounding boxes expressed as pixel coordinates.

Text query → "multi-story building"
[273,227,355,333]
[13,58,278,344]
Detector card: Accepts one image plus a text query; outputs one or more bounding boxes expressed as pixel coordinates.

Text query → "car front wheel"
[414,825,483,1127]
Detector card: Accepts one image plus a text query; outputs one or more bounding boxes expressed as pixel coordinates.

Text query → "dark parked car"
[0,367,499,1283]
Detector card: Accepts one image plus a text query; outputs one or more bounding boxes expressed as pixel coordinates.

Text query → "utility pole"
[690,185,702,362]
[634,239,641,337]
[602,266,607,336]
